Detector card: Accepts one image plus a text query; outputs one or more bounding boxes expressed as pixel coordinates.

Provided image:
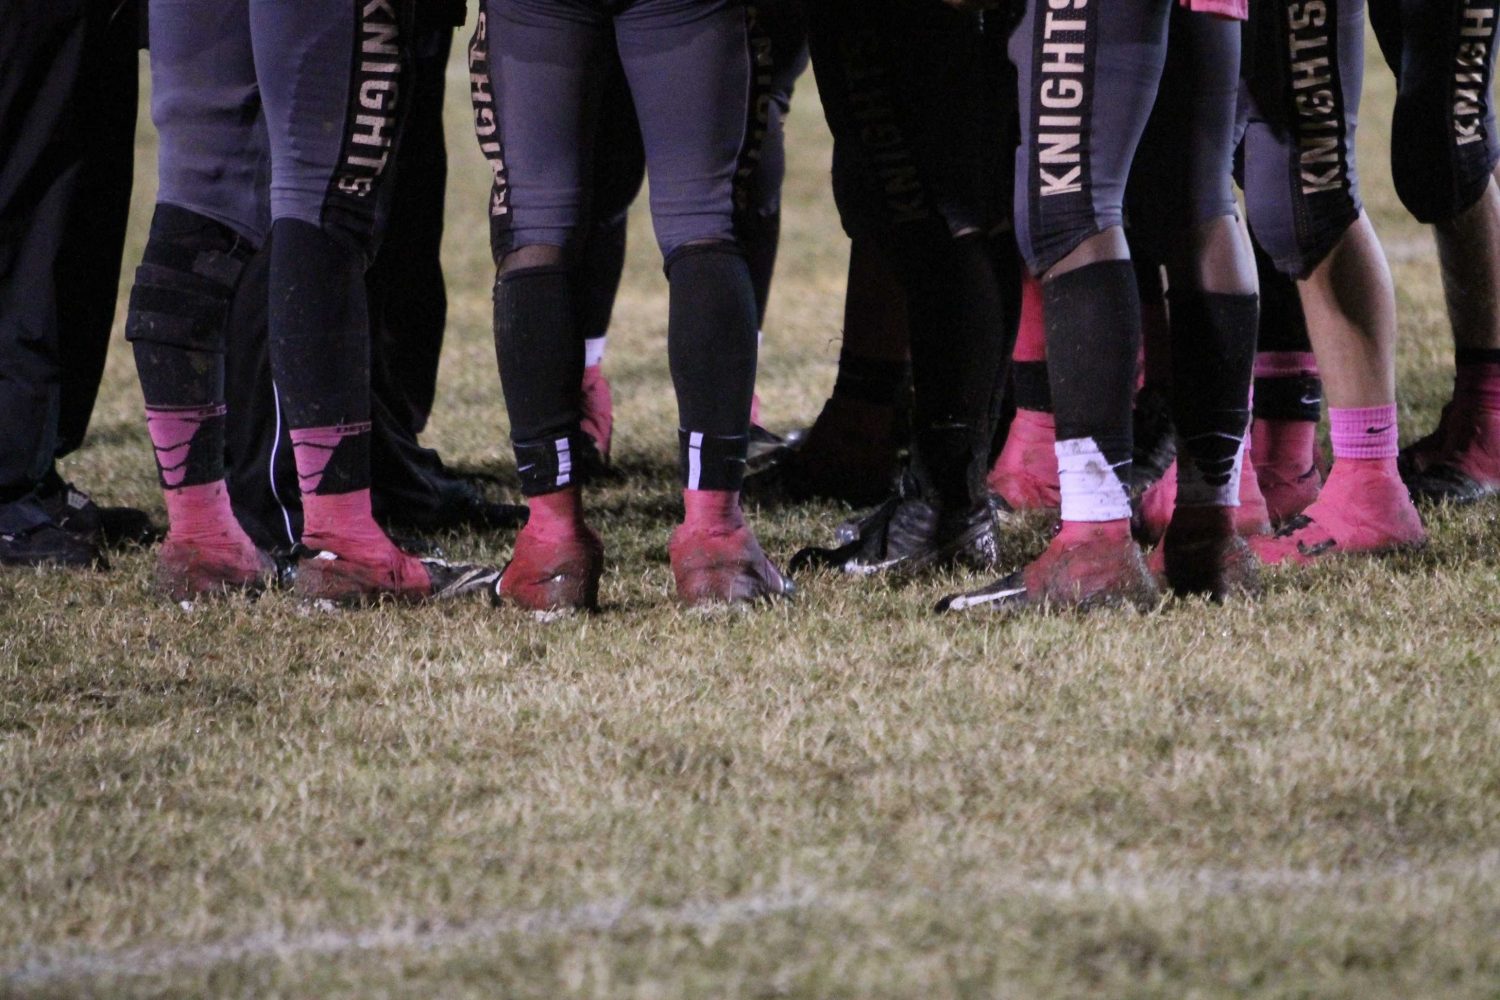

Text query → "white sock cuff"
[584,337,607,369]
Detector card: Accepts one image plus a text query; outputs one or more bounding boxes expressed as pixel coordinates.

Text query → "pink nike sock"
[522,487,588,543]
[1329,404,1398,461]
[162,480,250,544]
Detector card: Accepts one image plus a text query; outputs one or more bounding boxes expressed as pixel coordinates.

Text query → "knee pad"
[125,204,255,353]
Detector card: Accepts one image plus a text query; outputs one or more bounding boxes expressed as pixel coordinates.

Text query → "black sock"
[1169,290,1258,506]
[1042,259,1140,521]
[665,243,758,491]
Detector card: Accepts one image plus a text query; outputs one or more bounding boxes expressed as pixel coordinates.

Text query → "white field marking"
[8,853,1498,987]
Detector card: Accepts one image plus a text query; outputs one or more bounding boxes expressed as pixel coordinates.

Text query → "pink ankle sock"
[1054,518,1132,546]
[163,481,246,542]
[682,490,746,533]
[1329,404,1398,461]
[524,488,587,543]
[1254,351,1320,379]
[1455,361,1500,411]
[290,423,371,494]
[301,489,396,552]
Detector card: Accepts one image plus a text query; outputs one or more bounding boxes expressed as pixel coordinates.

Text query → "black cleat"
[37,476,158,548]
[1403,463,1500,506]
[1,522,107,570]
[791,487,1003,578]
[422,559,504,600]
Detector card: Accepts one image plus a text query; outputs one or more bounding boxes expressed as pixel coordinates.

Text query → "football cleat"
[670,520,793,606]
[937,521,1158,614]
[494,521,605,613]
[1146,507,1261,601]
[0,522,106,570]
[1250,417,1323,524]
[791,484,1003,578]
[1401,403,1500,505]
[155,534,278,601]
[293,545,497,604]
[1250,460,1426,566]
[1133,460,1271,545]
[37,474,159,547]
[742,396,902,507]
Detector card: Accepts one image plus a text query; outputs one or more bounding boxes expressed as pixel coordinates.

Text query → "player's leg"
[1250,240,1325,522]
[1129,5,1263,600]
[473,0,609,612]
[252,0,496,602]
[125,0,276,598]
[791,0,1013,577]
[1241,0,1425,565]
[940,0,1169,614]
[615,0,792,604]
[1377,0,1500,501]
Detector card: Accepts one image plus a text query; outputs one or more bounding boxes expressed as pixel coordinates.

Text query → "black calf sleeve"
[267,218,371,431]
[576,215,628,342]
[494,264,590,497]
[1011,361,1052,413]
[665,243,759,491]
[1169,290,1257,502]
[1043,259,1140,497]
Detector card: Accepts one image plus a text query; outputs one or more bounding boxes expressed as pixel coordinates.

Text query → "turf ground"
[4,32,1500,1000]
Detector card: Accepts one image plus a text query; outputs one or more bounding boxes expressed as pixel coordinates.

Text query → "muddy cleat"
[1251,460,1426,566]
[937,521,1158,614]
[1147,507,1261,601]
[155,535,278,601]
[1402,404,1500,505]
[495,522,604,613]
[791,484,1003,577]
[986,408,1060,513]
[670,520,792,606]
[1250,417,1323,524]
[1134,460,1272,545]
[294,545,496,605]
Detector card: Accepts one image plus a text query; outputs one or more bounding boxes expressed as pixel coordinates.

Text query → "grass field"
[4,34,1500,1000]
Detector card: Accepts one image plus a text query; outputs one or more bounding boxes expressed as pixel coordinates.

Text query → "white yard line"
[8,853,1497,987]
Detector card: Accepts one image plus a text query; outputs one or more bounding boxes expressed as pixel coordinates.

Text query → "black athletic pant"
[0,0,138,532]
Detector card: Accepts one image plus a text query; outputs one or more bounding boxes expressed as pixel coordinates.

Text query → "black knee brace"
[125,204,254,355]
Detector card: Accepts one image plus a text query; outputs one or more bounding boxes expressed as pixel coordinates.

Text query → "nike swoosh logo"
[1367,425,1393,435]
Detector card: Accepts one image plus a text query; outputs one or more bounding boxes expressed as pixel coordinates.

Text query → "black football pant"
[0,0,138,532]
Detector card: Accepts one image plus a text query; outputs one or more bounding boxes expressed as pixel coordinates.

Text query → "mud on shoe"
[670,521,793,606]
[494,521,604,614]
[155,535,278,602]
[937,521,1158,615]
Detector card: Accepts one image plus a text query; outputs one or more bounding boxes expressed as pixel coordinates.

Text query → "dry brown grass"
[3,37,1499,1000]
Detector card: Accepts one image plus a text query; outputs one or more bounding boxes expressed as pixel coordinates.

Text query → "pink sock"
[290,423,371,494]
[162,481,249,544]
[1054,518,1132,547]
[523,487,588,543]
[682,489,746,534]
[1254,351,1320,379]
[1329,404,1398,461]
[1455,361,1500,411]
[1013,273,1047,363]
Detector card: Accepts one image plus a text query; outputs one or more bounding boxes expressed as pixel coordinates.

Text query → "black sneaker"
[37,475,158,548]
[1,522,107,570]
[790,479,1004,577]
[747,424,786,469]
